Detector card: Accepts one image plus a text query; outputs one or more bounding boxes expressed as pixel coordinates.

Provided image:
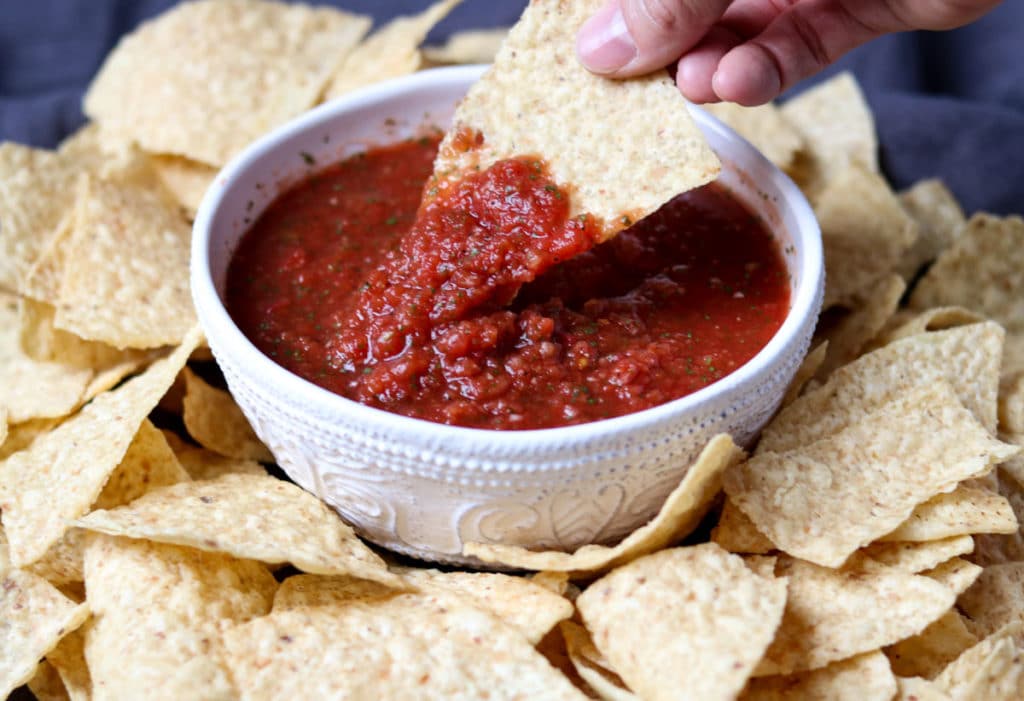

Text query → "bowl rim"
[191,64,823,451]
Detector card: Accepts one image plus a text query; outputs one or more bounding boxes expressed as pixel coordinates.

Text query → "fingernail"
[577,2,637,74]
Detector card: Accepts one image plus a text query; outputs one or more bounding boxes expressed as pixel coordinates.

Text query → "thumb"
[577,0,732,77]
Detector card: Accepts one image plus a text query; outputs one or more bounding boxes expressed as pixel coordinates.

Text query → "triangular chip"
[84,0,371,165]
[911,214,1024,332]
[0,569,89,698]
[860,536,975,573]
[181,368,272,462]
[83,533,276,701]
[53,172,195,349]
[577,544,786,701]
[422,27,509,66]
[873,306,985,349]
[885,610,978,680]
[896,178,965,280]
[391,567,573,645]
[433,0,719,242]
[0,326,200,566]
[813,161,918,308]
[923,557,982,596]
[933,625,1024,700]
[74,473,400,586]
[222,585,588,700]
[726,382,1015,567]
[151,154,218,217]
[560,620,637,701]
[756,556,954,676]
[880,483,1018,542]
[760,322,1004,452]
[465,434,742,574]
[323,0,461,99]
[741,651,897,701]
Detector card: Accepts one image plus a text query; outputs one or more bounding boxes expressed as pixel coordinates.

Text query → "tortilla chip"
[957,563,1024,639]
[83,533,275,701]
[323,0,461,99]
[760,322,1004,452]
[0,294,92,423]
[74,472,400,586]
[933,626,1024,700]
[151,154,218,217]
[780,72,878,196]
[0,416,60,462]
[711,498,775,554]
[911,214,1024,334]
[885,610,978,679]
[84,0,371,165]
[0,569,89,697]
[873,306,985,349]
[422,27,509,65]
[530,570,571,596]
[172,441,269,481]
[577,544,786,701]
[465,434,742,574]
[781,341,828,407]
[896,179,966,279]
[93,419,190,510]
[741,651,897,700]
[223,586,588,700]
[923,557,982,596]
[53,172,195,349]
[880,484,1018,542]
[26,661,68,701]
[756,556,954,676]
[813,274,905,380]
[560,620,637,701]
[861,536,975,573]
[433,0,720,242]
[0,143,82,292]
[971,466,1024,564]
[726,382,1015,567]
[391,566,573,644]
[702,101,804,170]
[181,368,272,462]
[896,676,952,700]
[1000,373,1024,434]
[813,162,918,308]
[0,327,200,566]
[45,628,89,701]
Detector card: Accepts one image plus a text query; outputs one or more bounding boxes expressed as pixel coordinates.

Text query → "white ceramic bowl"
[192,65,823,565]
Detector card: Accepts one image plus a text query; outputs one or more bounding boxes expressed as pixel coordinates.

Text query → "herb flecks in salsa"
[227,136,790,430]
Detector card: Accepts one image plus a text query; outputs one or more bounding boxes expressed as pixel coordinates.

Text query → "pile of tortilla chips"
[3,0,1024,699]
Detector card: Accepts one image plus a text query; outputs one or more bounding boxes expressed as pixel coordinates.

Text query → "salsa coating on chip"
[226,136,789,429]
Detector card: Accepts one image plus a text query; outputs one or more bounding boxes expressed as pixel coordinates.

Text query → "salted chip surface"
[422,27,509,65]
[83,533,276,701]
[756,556,954,676]
[0,294,91,423]
[780,72,878,195]
[576,544,786,701]
[880,484,1018,542]
[813,274,905,380]
[885,610,978,679]
[726,382,1015,567]
[813,161,918,308]
[182,368,272,462]
[465,435,742,574]
[433,0,719,241]
[84,0,370,165]
[323,0,460,99]
[911,214,1024,332]
[0,569,89,697]
[741,651,897,701]
[0,143,82,292]
[702,101,804,170]
[896,178,966,279]
[391,567,573,644]
[760,322,1004,452]
[0,327,200,567]
[54,173,195,349]
[223,586,588,700]
[74,472,400,586]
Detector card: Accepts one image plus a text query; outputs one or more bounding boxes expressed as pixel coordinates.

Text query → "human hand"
[576,0,1003,105]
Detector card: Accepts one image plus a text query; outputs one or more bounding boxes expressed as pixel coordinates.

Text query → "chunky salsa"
[226,136,790,430]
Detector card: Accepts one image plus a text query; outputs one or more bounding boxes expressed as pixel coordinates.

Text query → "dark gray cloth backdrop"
[2,1,1022,214]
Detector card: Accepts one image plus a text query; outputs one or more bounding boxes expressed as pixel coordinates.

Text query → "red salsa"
[226,136,790,430]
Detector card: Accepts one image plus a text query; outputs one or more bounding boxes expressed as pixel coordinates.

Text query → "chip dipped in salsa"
[226,135,790,430]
